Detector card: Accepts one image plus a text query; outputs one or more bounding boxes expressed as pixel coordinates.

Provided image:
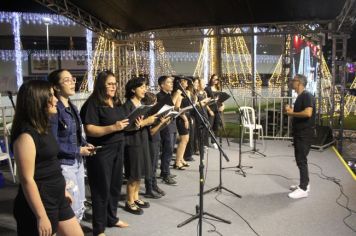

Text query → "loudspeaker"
[311,125,334,151]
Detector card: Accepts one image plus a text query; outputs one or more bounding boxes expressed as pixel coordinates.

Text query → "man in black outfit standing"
[156,76,181,186]
[285,74,315,199]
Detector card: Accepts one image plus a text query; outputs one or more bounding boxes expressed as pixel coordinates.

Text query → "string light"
[203,29,209,84]
[149,33,155,87]
[86,29,93,91]
[12,13,22,88]
[0,11,75,26]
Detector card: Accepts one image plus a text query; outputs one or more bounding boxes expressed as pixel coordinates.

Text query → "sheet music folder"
[124,105,154,131]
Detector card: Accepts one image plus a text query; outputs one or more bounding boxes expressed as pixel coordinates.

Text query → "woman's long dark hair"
[125,77,147,100]
[208,74,221,90]
[47,69,67,97]
[11,80,52,142]
[172,75,186,93]
[89,70,121,106]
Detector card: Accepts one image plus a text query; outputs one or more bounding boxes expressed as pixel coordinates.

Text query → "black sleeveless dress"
[12,124,74,236]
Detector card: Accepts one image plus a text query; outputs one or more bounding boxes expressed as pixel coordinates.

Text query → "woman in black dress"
[12,80,83,236]
[205,74,225,146]
[173,76,190,169]
[194,77,211,148]
[80,71,129,235]
[122,77,156,215]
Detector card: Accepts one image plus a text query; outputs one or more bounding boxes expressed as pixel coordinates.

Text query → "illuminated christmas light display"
[0,11,76,25]
[86,29,93,91]
[12,12,22,88]
[80,36,117,91]
[193,28,262,88]
[149,34,155,88]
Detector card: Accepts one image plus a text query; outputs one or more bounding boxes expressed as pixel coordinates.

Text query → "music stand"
[219,83,253,176]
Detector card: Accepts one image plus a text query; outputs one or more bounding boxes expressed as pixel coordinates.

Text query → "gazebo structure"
[2,0,355,153]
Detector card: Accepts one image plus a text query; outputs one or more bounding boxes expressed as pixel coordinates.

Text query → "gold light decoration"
[267,55,283,96]
[80,36,118,92]
[345,77,356,116]
[194,28,262,88]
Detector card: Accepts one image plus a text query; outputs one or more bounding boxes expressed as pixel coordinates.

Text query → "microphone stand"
[242,86,266,157]
[221,82,253,177]
[200,85,241,196]
[176,83,231,235]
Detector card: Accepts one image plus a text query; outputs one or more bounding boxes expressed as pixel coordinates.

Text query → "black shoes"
[153,185,166,196]
[184,156,195,161]
[159,174,177,179]
[124,202,143,215]
[162,176,178,186]
[144,191,162,199]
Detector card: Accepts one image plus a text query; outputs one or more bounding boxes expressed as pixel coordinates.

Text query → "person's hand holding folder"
[114,118,129,131]
[135,115,157,129]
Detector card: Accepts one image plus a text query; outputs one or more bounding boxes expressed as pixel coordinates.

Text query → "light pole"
[42,17,52,73]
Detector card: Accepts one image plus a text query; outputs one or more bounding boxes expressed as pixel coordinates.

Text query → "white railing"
[235,96,331,139]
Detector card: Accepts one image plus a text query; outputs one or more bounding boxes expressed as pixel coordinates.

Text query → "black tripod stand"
[203,112,241,197]
[242,87,266,157]
[221,83,253,177]
[176,84,231,235]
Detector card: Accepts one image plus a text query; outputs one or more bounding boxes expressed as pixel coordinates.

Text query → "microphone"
[7,90,16,109]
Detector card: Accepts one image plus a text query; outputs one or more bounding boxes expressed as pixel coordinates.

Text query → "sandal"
[134,199,150,208]
[124,202,143,215]
[181,161,190,167]
[173,163,186,170]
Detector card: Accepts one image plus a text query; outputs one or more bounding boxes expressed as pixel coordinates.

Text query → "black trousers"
[86,141,124,235]
[293,135,311,190]
[145,140,160,191]
[160,128,174,177]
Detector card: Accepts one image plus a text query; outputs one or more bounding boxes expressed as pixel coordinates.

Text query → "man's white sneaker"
[288,187,308,199]
[212,143,218,149]
[290,184,310,192]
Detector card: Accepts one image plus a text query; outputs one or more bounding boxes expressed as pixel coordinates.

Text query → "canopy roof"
[0,0,346,33]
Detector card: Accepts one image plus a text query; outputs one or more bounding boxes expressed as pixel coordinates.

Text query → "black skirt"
[124,128,153,180]
[176,116,190,135]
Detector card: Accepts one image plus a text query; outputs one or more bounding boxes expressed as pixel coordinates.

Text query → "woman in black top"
[173,76,190,169]
[80,71,129,235]
[205,74,225,145]
[12,80,83,236]
[195,77,211,148]
[122,77,156,215]
[184,77,211,158]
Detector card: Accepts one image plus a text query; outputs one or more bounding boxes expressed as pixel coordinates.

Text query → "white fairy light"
[12,13,23,88]
[149,33,155,88]
[86,29,94,91]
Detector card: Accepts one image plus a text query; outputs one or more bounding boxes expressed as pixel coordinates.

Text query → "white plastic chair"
[239,106,264,148]
[0,122,16,183]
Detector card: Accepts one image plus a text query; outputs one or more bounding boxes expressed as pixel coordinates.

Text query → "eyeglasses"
[61,77,76,85]
[106,82,118,87]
